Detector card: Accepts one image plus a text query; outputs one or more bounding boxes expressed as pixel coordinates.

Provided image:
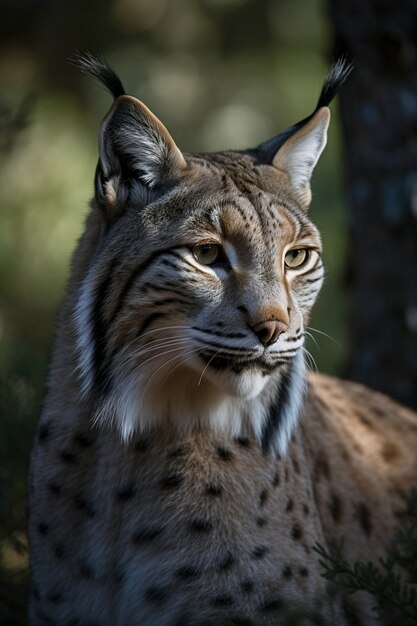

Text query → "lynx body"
[28,56,417,625]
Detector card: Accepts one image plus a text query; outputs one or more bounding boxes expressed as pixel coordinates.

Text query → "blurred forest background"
[0,0,416,623]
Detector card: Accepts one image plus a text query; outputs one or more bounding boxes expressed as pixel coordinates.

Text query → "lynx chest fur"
[28,56,417,626]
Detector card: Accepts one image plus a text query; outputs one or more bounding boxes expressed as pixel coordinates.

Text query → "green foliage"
[314,490,417,625]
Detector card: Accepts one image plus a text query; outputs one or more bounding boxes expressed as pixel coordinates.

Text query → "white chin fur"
[200,365,270,399]
[92,358,270,440]
[91,352,304,458]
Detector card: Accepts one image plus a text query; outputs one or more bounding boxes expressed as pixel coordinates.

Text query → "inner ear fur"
[96,95,186,214]
[272,107,330,208]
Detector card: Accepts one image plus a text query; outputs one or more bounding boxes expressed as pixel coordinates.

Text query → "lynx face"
[73,56,349,455]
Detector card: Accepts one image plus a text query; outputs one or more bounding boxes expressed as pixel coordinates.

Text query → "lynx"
[28,54,417,625]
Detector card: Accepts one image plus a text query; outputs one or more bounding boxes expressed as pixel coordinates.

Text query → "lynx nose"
[252,319,289,347]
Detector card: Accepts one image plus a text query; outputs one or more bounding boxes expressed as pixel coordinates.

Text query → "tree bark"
[330,0,417,409]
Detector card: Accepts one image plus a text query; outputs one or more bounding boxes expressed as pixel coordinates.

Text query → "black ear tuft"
[69,51,126,100]
[249,56,353,166]
[315,57,354,110]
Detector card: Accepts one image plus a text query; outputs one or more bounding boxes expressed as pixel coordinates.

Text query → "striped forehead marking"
[217,194,302,248]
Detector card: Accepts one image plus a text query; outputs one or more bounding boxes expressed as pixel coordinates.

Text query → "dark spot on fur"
[37,522,49,536]
[291,523,302,541]
[261,598,283,612]
[60,450,77,464]
[381,441,400,463]
[299,567,309,577]
[352,440,364,455]
[117,484,136,501]
[216,447,233,461]
[282,565,292,578]
[175,566,200,579]
[272,470,280,487]
[292,457,300,473]
[160,472,183,488]
[205,483,223,497]
[372,407,386,419]
[237,305,248,313]
[47,482,62,496]
[134,438,149,451]
[329,493,342,524]
[358,413,374,429]
[230,618,255,626]
[54,544,66,559]
[303,503,310,515]
[259,489,268,507]
[341,597,363,626]
[240,579,254,593]
[47,592,63,603]
[217,551,234,571]
[38,422,52,443]
[80,561,94,579]
[145,586,168,603]
[132,527,164,544]
[284,467,290,482]
[252,545,268,559]
[235,436,250,448]
[285,498,294,512]
[356,502,372,536]
[73,432,94,447]
[341,448,351,462]
[256,516,267,527]
[212,595,233,606]
[169,446,186,458]
[189,519,213,532]
[113,571,124,585]
[314,453,331,480]
[74,494,96,518]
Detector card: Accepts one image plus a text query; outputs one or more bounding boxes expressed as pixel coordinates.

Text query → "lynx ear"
[97,95,186,212]
[251,58,353,209]
[272,107,330,207]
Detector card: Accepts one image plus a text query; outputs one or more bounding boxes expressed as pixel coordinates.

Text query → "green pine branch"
[313,489,417,625]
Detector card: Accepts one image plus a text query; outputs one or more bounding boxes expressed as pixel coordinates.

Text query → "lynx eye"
[285,248,309,269]
[193,244,221,266]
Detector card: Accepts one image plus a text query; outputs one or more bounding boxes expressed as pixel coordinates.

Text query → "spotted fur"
[28,56,416,626]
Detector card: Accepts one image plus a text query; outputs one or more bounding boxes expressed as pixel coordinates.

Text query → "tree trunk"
[330,0,417,409]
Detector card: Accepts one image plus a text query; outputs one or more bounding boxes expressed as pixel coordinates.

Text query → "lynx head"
[72,53,351,456]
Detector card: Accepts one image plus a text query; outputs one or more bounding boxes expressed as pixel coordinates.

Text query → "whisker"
[140,335,188,348]
[304,330,321,354]
[140,348,201,409]
[306,326,340,347]
[136,324,190,341]
[121,344,192,375]
[197,348,222,387]
[301,347,318,373]
[115,339,190,369]
[158,349,202,389]
[301,347,312,372]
